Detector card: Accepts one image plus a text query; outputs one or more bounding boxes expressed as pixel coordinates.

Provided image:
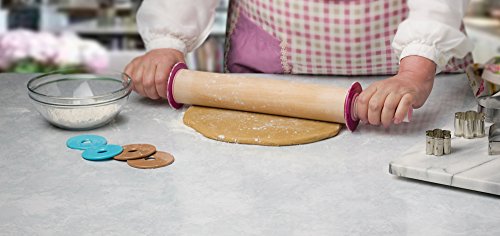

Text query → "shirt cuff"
[399,43,446,74]
[145,36,187,54]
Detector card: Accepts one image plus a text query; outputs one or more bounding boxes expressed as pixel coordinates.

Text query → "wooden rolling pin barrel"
[167,62,365,131]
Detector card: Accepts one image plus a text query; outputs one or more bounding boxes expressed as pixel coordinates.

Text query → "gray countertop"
[1,73,499,235]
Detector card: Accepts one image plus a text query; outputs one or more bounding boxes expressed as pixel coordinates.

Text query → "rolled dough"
[183,106,342,146]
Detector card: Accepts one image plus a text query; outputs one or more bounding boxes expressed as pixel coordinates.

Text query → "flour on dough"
[183,106,342,146]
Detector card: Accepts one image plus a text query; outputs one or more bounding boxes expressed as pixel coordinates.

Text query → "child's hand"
[125,48,185,99]
[355,56,436,128]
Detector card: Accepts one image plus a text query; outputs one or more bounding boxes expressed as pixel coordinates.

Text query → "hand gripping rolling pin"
[166,62,410,131]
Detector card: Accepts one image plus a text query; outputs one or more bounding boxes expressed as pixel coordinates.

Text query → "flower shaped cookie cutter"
[426,129,451,156]
[454,111,485,139]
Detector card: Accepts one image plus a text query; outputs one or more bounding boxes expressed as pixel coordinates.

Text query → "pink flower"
[53,32,83,65]
[0,29,34,65]
[0,30,109,72]
[80,40,109,72]
[0,29,33,49]
[27,32,59,63]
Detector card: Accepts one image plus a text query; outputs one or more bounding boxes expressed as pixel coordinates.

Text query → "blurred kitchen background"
[466,0,500,63]
[0,0,228,73]
[0,0,497,73]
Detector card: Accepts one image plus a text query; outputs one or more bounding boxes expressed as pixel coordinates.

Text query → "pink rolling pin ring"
[344,82,363,131]
[167,62,188,109]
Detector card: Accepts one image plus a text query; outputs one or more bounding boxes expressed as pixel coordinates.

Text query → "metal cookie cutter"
[478,95,500,123]
[426,129,451,156]
[454,111,485,139]
[488,123,500,155]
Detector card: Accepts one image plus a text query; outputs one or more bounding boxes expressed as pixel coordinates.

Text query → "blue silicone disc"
[66,135,107,150]
[81,144,123,161]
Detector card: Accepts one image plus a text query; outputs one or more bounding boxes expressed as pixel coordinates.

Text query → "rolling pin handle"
[167,62,188,109]
[344,82,363,131]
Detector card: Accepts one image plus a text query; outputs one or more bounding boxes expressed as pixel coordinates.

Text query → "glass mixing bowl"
[27,70,132,130]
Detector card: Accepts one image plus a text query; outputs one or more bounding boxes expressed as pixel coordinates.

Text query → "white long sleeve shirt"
[137,0,473,72]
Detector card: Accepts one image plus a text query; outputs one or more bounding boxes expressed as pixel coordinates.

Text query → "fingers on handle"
[143,63,160,99]
[355,86,377,124]
[381,93,403,127]
[155,63,169,99]
[394,93,414,124]
[133,64,146,97]
[367,89,390,126]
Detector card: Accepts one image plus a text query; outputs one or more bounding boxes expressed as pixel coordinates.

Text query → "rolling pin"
[166,62,409,131]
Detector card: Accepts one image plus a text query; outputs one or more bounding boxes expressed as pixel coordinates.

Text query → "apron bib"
[225,0,473,75]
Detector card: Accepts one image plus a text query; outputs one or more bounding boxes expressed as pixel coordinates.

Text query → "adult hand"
[125,48,185,99]
[355,55,437,127]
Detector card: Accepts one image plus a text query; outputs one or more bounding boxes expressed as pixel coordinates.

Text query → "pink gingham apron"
[225,0,473,75]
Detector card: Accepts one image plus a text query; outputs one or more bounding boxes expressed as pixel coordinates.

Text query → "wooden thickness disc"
[114,144,156,161]
[127,151,175,169]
